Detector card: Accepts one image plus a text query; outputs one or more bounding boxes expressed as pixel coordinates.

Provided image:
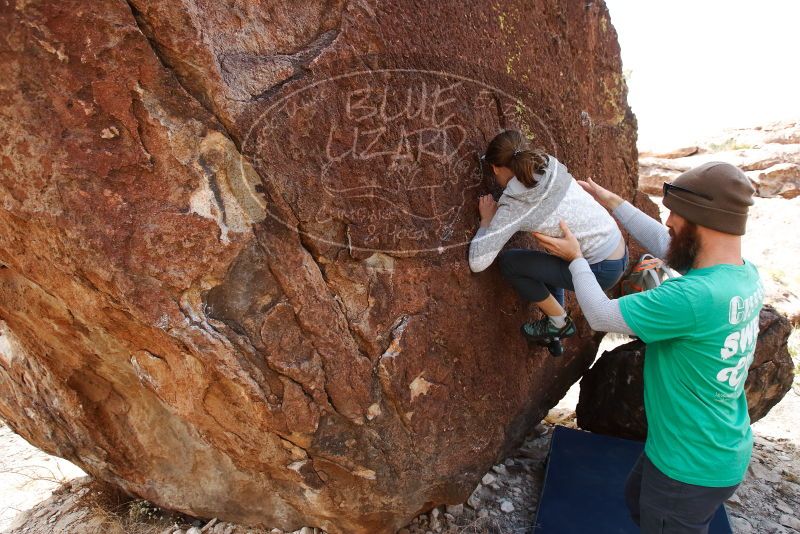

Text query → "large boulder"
[0,1,647,532]
[576,306,795,440]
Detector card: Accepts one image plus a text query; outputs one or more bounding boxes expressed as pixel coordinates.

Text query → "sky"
[604,0,800,150]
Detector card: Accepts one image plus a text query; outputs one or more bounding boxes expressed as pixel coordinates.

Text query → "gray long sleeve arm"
[568,258,635,335]
[612,201,671,259]
[468,203,523,272]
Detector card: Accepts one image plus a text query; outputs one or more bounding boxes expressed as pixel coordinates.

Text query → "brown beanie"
[662,161,755,235]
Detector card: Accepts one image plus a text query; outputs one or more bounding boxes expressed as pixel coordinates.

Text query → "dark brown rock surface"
[0,1,647,532]
[577,306,795,441]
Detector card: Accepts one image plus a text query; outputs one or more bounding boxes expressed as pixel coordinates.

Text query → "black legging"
[498,248,628,307]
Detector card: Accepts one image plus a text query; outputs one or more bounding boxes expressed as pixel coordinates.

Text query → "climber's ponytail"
[483,129,548,188]
[508,148,549,188]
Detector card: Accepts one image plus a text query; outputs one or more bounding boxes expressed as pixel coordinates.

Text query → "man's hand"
[578,177,623,211]
[478,194,498,227]
[534,220,583,262]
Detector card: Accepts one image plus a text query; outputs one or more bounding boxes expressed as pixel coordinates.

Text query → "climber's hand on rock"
[534,220,583,261]
[478,195,498,227]
[578,177,623,211]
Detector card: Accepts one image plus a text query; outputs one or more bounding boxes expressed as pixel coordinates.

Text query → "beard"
[665,222,700,273]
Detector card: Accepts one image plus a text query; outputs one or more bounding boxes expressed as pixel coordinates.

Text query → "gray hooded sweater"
[468,155,622,272]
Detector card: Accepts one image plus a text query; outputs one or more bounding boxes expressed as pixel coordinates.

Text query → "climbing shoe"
[520,315,576,342]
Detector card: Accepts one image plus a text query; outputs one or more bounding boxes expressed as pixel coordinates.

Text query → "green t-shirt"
[618,259,764,487]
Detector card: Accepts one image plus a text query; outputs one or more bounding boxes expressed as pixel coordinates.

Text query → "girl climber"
[469,129,628,353]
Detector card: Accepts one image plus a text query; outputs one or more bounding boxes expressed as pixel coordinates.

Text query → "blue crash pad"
[533,425,732,533]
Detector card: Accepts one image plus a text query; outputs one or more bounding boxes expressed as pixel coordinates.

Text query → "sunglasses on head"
[662,181,713,201]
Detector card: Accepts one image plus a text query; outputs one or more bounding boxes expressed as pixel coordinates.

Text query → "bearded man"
[535,162,763,534]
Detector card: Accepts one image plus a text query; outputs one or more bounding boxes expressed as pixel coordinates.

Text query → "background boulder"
[638,120,800,199]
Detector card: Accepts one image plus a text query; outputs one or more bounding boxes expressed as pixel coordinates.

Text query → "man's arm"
[612,201,671,260]
[568,258,635,334]
[570,255,698,341]
[578,177,670,259]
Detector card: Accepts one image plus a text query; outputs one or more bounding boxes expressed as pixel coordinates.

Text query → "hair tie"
[513,148,522,157]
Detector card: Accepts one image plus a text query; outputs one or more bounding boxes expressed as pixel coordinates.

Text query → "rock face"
[576,306,795,441]
[0,1,647,532]
[638,120,800,199]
